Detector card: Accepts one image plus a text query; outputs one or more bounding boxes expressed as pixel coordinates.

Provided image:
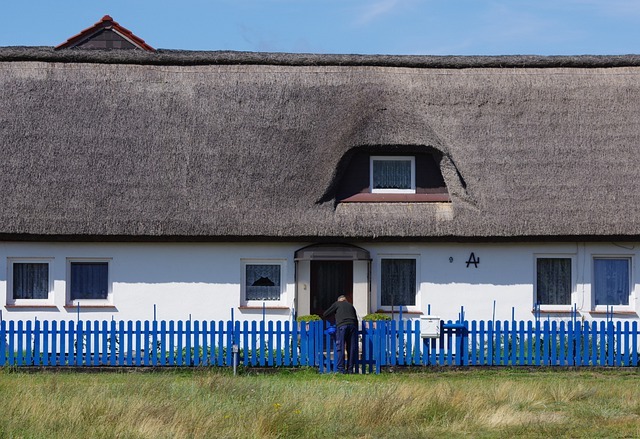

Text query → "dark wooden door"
[310,260,353,321]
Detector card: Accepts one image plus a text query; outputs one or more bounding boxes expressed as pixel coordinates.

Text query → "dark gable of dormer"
[71,29,138,50]
[331,147,450,203]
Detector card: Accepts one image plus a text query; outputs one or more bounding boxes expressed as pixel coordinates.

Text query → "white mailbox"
[420,316,441,338]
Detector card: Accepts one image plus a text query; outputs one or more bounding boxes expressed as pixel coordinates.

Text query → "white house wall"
[0,242,299,324]
[366,241,639,323]
[0,241,638,323]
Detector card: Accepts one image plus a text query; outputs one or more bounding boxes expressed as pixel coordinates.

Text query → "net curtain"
[245,264,281,301]
[536,258,571,305]
[372,160,412,190]
[381,259,416,306]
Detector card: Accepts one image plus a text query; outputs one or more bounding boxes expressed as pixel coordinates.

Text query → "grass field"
[0,367,638,438]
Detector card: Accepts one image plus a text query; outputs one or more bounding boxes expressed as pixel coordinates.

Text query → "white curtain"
[381,259,416,306]
[536,258,571,305]
[593,258,629,306]
[373,160,411,189]
[246,264,280,301]
[13,263,48,300]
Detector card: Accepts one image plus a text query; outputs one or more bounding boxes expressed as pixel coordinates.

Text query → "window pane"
[71,262,109,300]
[372,160,412,190]
[13,263,48,300]
[381,259,416,306]
[246,264,281,301]
[536,258,571,305]
[594,258,630,306]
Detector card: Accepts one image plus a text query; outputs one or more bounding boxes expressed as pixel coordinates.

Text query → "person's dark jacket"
[323,300,358,327]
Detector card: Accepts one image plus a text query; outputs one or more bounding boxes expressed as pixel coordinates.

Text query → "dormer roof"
[55,15,154,51]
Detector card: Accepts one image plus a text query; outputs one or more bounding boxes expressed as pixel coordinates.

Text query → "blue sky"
[2,0,639,55]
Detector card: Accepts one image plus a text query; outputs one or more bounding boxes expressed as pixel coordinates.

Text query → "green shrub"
[362,313,392,321]
[296,314,321,323]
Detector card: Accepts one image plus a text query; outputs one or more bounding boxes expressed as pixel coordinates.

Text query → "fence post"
[597,320,605,366]
[623,321,630,366]
[632,321,638,367]
[292,320,299,366]
[0,320,6,366]
[615,321,622,366]
[461,320,468,366]
[133,321,141,367]
[375,321,382,374]
[267,320,274,367]
[490,320,497,365]
[276,320,282,367]
[193,320,200,367]
[142,320,150,366]
[42,320,49,367]
[25,320,33,366]
[259,319,266,367]
[607,321,614,366]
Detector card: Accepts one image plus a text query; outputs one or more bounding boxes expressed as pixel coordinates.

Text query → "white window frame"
[7,258,54,306]
[241,259,286,307]
[66,258,113,306]
[370,156,416,194]
[592,255,633,312]
[376,254,420,312]
[533,254,576,311]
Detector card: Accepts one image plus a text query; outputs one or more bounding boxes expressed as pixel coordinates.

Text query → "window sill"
[239,306,290,310]
[375,309,423,315]
[588,310,637,316]
[531,308,575,314]
[64,305,116,310]
[340,193,450,203]
[5,305,58,309]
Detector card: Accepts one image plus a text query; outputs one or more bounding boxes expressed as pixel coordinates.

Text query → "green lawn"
[0,367,639,438]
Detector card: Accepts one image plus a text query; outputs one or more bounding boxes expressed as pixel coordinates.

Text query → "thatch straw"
[1,47,640,241]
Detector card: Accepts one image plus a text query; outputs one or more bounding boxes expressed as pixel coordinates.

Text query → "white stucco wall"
[0,241,638,323]
[0,242,299,323]
[366,241,638,323]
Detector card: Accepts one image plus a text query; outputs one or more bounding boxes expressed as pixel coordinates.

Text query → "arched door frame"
[294,243,371,319]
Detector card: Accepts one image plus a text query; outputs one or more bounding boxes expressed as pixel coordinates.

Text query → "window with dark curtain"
[13,263,48,300]
[536,258,571,305]
[381,259,416,306]
[245,264,281,301]
[593,258,630,306]
[70,262,109,300]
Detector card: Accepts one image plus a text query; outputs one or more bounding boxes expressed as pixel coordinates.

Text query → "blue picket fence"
[374,319,640,369]
[0,319,638,372]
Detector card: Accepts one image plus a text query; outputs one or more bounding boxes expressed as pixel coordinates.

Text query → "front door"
[310,260,353,320]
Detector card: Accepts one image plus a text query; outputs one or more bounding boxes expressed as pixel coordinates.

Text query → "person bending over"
[323,295,358,373]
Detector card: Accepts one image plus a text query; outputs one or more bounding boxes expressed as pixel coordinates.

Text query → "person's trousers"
[335,324,358,373]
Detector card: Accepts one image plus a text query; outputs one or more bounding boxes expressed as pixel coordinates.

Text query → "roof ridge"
[2,47,640,69]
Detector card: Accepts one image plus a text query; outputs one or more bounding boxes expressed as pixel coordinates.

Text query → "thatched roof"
[1,47,640,242]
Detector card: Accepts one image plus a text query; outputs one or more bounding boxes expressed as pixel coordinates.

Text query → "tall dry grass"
[0,368,638,438]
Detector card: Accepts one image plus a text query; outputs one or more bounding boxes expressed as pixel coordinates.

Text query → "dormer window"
[330,148,450,203]
[370,156,416,194]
